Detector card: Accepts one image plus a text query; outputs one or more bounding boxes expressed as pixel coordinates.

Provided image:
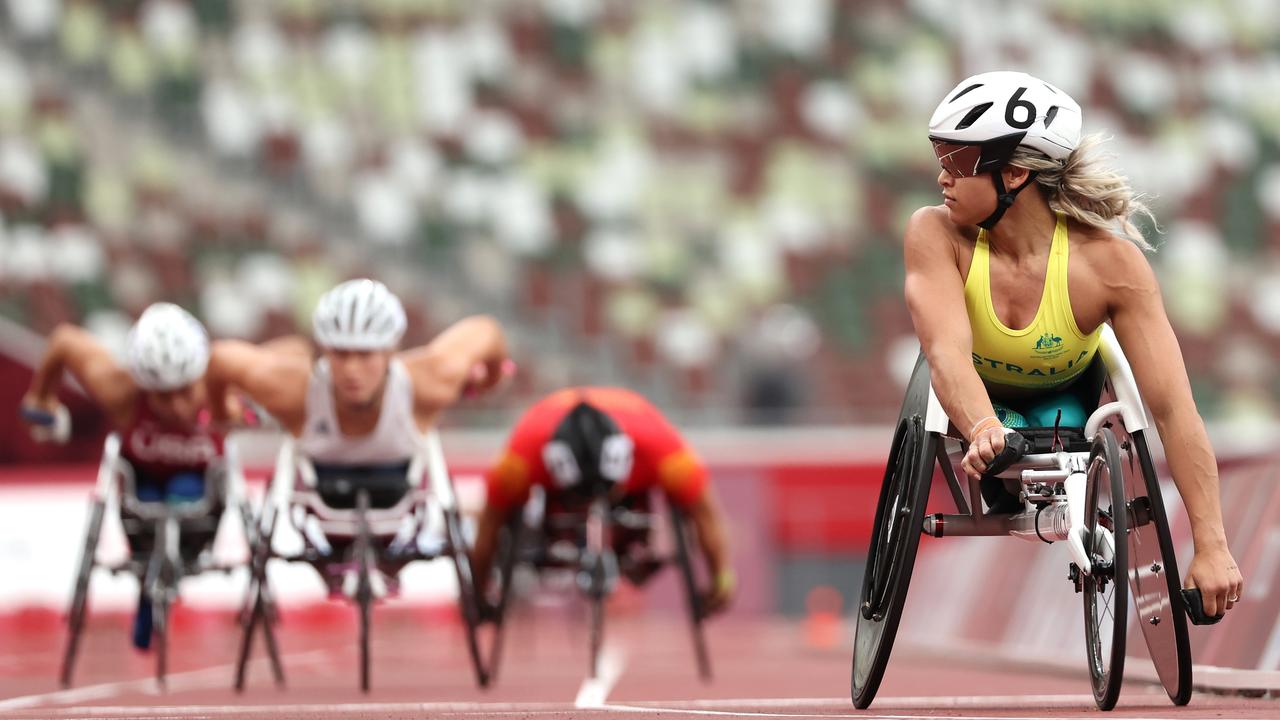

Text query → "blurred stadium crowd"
[0,0,1278,425]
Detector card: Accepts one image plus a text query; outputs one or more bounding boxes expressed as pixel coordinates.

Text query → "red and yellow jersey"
[485,387,708,511]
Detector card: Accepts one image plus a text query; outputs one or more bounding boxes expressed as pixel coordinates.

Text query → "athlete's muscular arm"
[686,490,734,613]
[903,207,1002,478]
[24,323,137,427]
[398,315,509,425]
[1106,240,1242,616]
[470,502,510,603]
[261,334,314,359]
[205,340,311,435]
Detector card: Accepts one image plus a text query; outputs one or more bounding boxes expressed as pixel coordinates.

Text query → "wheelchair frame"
[233,430,490,692]
[481,488,713,683]
[60,433,254,688]
[851,326,1192,711]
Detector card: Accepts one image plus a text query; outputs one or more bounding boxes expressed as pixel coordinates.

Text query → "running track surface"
[1,605,1275,720]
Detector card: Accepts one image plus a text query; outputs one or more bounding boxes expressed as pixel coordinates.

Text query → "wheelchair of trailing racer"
[851,326,1220,712]
[233,431,490,693]
[479,490,713,683]
[58,432,256,688]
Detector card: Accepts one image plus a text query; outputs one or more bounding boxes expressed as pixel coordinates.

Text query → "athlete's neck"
[984,186,1058,259]
[332,380,387,436]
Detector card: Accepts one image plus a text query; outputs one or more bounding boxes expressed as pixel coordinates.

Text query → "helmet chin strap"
[977,169,1038,230]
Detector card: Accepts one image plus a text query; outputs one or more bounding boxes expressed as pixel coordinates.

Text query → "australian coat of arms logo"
[1033,332,1065,358]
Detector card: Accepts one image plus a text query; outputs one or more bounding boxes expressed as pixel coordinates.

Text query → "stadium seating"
[0,0,1277,424]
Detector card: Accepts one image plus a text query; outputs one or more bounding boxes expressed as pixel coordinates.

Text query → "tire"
[354,489,373,693]
[153,592,170,687]
[480,519,521,687]
[588,572,605,679]
[1083,428,1128,711]
[851,355,937,709]
[583,497,608,680]
[671,506,712,681]
[60,498,106,688]
[446,505,489,688]
[1122,429,1192,705]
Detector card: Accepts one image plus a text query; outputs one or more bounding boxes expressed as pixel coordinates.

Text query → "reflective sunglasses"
[930,139,985,178]
[928,132,1025,178]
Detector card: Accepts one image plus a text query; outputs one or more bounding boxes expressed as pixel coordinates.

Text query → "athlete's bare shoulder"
[904,205,979,272]
[1066,220,1159,304]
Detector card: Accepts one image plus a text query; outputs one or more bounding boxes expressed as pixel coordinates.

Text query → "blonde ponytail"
[1010,134,1157,251]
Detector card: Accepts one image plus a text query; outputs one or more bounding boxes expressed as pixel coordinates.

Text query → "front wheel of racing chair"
[670,504,713,681]
[851,354,937,710]
[354,489,375,693]
[1082,428,1128,710]
[144,515,182,688]
[581,495,621,680]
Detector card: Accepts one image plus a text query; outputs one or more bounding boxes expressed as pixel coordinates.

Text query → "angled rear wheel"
[1120,428,1192,705]
[60,497,106,688]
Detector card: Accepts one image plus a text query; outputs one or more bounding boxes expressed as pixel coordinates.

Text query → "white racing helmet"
[929,70,1081,162]
[126,302,210,391]
[929,71,1082,228]
[312,279,407,350]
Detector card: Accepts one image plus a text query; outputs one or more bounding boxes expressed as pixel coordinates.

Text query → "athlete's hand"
[462,359,517,398]
[702,568,736,617]
[1185,542,1243,618]
[20,393,71,444]
[962,416,1007,480]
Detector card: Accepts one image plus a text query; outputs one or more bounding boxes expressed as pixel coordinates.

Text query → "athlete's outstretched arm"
[685,490,734,614]
[261,334,314,359]
[399,315,509,421]
[903,207,1002,478]
[1107,240,1242,617]
[24,323,136,427]
[470,502,510,602]
[206,340,311,435]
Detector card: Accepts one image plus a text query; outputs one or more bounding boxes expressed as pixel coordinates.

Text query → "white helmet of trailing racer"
[312,278,407,350]
[126,302,210,391]
[928,70,1082,228]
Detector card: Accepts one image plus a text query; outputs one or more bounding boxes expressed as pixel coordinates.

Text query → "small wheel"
[354,489,374,693]
[588,566,605,679]
[153,592,170,687]
[60,497,106,688]
[670,506,712,681]
[1083,428,1128,711]
[445,504,490,688]
[1119,429,1192,706]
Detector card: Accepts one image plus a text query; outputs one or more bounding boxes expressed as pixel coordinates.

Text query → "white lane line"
[602,707,1260,720]
[0,702,579,717]
[616,694,1094,709]
[574,644,627,709]
[0,648,332,711]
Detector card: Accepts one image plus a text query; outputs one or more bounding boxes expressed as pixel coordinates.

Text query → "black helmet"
[543,400,634,498]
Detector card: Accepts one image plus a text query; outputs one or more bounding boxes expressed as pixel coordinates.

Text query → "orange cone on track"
[804,585,843,650]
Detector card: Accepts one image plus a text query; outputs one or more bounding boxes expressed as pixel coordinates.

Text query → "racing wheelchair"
[56,432,256,688]
[852,327,1213,711]
[233,430,489,692]
[479,487,713,683]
